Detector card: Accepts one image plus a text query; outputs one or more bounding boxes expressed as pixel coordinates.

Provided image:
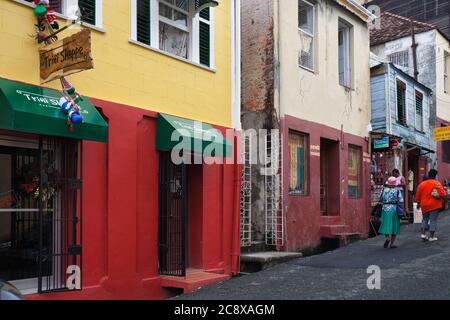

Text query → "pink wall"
[281,115,371,252]
[437,118,450,183]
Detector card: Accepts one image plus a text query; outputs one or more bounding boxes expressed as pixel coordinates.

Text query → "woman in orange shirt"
[415,170,447,242]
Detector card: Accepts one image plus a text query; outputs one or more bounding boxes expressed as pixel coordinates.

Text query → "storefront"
[0,77,240,299]
[0,77,108,294]
[370,132,434,217]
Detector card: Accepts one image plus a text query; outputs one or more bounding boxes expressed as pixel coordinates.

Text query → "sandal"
[384,239,390,248]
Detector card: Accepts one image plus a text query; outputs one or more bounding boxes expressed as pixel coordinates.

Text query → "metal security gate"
[158,153,187,277]
[0,135,81,293]
[38,136,82,293]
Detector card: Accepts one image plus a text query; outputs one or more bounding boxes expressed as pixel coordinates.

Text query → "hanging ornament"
[32,0,60,45]
[59,77,84,131]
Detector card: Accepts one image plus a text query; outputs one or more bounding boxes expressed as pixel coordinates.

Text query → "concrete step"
[320,225,350,237]
[240,251,303,273]
[320,216,343,225]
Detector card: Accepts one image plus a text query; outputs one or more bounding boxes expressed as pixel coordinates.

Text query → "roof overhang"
[335,0,377,23]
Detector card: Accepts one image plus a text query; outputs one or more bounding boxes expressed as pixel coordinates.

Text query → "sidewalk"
[175,211,450,300]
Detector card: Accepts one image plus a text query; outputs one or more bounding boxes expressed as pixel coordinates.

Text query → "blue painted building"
[370,62,435,213]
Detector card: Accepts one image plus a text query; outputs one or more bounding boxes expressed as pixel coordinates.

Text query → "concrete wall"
[435,32,450,122]
[279,0,372,139]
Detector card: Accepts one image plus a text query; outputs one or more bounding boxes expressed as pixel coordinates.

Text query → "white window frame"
[14,0,104,30]
[130,0,215,68]
[414,87,425,132]
[388,50,409,70]
[338,20,351,88]
[298,0,315,72]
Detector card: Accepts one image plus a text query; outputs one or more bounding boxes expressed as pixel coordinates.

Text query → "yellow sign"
[434,127,450,142]
[39,29,94,84]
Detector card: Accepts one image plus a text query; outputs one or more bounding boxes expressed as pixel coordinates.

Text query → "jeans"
[422,210,440,233]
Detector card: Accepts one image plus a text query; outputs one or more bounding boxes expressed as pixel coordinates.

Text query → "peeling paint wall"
[279,0,372,138]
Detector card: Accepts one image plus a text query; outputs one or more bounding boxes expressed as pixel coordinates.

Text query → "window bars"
[265,132,284,247]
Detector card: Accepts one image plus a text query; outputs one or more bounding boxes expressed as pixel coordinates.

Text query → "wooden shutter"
[199,8,211,67]
[49,0,62,13]
[137,0,151,45]
[79,0,96,25]
[397,80,407,125]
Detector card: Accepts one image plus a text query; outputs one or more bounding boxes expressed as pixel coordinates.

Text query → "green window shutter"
[137,0,151,45]
[79,0,96,25]
[297,147,304,192]
[199,9,210,67]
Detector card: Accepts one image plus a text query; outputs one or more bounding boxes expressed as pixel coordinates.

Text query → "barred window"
[389,50,409,69]
[415,91,424,131]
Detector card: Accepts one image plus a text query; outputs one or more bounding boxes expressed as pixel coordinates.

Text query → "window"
[24,0,102,27]
[289,132,308,195]
[133,0,214,67]
[397,80,407,126]
[415,90,424,131]
[338,20,352,87]
[348,145,361,199]
[388,50,409,70]
[445,52,449,94]
[298,0,315,71]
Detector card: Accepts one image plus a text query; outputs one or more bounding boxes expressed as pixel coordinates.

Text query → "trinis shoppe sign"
[39,29,94,83]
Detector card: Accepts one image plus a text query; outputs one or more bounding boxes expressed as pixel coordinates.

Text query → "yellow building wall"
[278,0,371,138]
[0,0,232,128]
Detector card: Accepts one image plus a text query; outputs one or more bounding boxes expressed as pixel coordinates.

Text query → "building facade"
[0,0,241,299]
[370,12,450,188]
[241,0,373,253]
[370,62,434,213]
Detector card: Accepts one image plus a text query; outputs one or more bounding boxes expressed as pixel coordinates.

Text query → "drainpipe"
[231,134,241,276]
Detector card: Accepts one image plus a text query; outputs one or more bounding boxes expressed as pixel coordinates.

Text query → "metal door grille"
[38,136,82,293]
[265,131,284,247]
[158,153,187,277]
[240,135,252,247]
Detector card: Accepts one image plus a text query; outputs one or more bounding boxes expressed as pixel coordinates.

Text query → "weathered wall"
[435,32,450,122]
[279,0,372,139]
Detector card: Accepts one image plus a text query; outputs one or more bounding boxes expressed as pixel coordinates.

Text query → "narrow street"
[177,212,450,300]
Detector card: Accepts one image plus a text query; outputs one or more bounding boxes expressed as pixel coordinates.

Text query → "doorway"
[320,139,340,216]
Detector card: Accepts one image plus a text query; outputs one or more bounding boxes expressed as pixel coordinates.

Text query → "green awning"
[0,77,108,142]
[156,113,232,157]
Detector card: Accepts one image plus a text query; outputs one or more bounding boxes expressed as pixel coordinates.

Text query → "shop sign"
[434,127,450,142]
[39,29,94,83]
[373,136,389,149]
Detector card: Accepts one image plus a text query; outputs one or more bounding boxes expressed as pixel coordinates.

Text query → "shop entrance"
[320,139,340,216]
[158,153,204,276]
[0,135,82,293]
[158,152,187,277]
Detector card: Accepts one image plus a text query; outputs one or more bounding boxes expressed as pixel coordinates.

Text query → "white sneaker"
[429,237,439,242]
[421,234,428,240]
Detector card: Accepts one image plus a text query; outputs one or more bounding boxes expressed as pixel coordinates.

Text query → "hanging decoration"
[30,3,91,133]
[33,0,60,45]
[59,77,84,131]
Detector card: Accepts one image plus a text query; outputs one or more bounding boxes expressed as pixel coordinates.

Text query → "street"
[176,211,450,300]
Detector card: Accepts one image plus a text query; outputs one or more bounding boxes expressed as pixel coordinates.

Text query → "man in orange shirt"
[415,170,447,242]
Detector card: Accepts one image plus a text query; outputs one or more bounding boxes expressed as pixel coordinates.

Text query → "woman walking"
[379,177,404,249]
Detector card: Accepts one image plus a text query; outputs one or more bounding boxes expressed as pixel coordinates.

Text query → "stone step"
[240,251,303,273]
[320,225,350,237]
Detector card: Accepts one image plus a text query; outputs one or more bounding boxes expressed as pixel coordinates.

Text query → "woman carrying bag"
[378,177,405,249]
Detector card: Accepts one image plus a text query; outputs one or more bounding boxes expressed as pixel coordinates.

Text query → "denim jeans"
[422,210,440,233]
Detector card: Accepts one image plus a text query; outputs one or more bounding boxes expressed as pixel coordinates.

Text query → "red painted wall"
[437,118,450,184]
[26,98,241,300]
[281,115,370,252]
